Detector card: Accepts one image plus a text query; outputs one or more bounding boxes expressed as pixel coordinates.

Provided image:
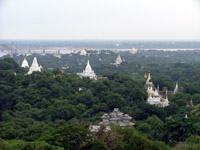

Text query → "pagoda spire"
[165,90,168,101]
[173,82,178,94]
[185,114,188,119]
[149,91,152,98]
[148,72,151,81]
[27,55,41,74]
[157,84,159,92]
[21,57,29,68]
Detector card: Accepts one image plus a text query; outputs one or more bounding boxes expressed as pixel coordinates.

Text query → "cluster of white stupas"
[21,55,42,75]
[145,73,179,107]
[145,73,169,107]
[21,53,125,79]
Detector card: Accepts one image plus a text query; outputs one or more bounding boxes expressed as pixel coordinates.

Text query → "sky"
[0,0,200,40]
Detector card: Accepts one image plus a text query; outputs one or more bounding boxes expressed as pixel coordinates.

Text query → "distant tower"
[58,49,60,54]
[43,48,45,54]
[14,47,17,54]
[157,84,159,92]
[28,47,31,53]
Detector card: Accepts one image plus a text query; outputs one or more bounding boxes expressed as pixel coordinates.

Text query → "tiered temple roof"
[99,108,134,127]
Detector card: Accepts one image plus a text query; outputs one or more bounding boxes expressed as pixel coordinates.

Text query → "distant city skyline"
[0,0,200,40]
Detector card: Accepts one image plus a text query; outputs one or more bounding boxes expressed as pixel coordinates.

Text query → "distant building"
[27,56,42,75]
[90,47,95,51]
[99,108,134,127]
[80,48,87,56]
[90,108,134,132]
[21,57,29,68]
[53,52,62,58]
[77,59,97,80]
[130,48,137,54]
[72,50,80,54]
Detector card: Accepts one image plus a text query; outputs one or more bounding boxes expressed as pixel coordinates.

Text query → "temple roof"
[100,108,134,127]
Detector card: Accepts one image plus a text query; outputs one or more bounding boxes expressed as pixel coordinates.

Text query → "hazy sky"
[0,0,200,40]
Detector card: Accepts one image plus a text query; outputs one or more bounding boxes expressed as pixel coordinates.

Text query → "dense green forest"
[1,50,200,150]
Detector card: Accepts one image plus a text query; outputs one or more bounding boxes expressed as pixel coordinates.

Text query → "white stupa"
[27,56,42,75]
[77,59,97,80]
[115,54,122,65]
[21,57,29,68]
[173,82,178,94]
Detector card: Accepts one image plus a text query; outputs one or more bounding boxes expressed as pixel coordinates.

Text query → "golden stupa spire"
[149,91,152,98]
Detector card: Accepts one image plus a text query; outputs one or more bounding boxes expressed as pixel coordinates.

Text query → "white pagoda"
[77,59,97,80]
[173,82,178,95]
[21,57,29,68]
[27,56,42,75]
[115,54,122,65]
